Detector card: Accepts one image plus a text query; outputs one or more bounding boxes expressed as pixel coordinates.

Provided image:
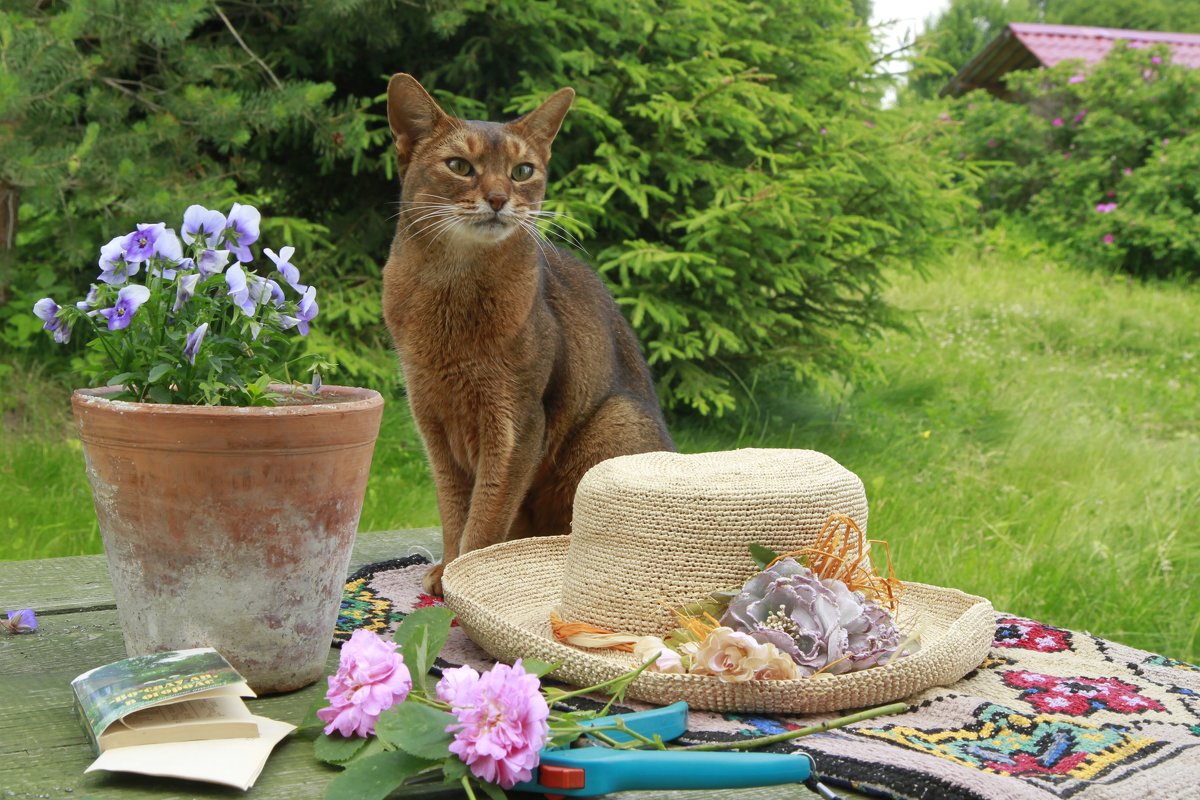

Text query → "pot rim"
[72,383,383,418]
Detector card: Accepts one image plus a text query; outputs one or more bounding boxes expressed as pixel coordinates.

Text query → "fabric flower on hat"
[689,627,801,682]
[722,557,905,676]
[436,659,549,789]
[317,629,412,738]
[633,636,687,674]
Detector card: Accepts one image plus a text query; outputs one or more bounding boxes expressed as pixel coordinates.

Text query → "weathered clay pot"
[72,385,383,694]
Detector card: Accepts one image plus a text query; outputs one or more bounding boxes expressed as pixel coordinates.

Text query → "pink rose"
[317,629,412,737]
[437,660,549,789]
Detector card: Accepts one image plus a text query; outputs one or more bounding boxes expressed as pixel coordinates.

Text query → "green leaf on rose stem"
[324,750,438,800]
[473,777,508,800]
[146,362,171,383]
[393,606,455,690]
[749,542,780,570]
[375,701,456,759]
[440,755,468,783]
[314,732,370,764]
[520,658,560,678]
[298,694,329,731]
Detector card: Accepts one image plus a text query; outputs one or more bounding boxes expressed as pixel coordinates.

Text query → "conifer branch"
[212,3,284,90]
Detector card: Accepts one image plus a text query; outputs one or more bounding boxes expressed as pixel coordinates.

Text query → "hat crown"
[556,449,870,636]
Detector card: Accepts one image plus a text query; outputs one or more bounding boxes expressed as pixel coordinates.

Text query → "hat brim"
[443,535,995,713]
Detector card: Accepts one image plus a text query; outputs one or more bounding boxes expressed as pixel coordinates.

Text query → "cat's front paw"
[422,562,446,597]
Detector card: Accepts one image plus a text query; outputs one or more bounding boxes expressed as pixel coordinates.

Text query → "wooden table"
[0,530,860,800]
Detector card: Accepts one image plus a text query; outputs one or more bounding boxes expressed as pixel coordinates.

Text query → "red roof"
[942,23,1200,97]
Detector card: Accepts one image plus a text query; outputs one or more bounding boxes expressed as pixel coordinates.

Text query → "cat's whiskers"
[527,209,589,254]
[514,217,553,265]
[399,206,461,237]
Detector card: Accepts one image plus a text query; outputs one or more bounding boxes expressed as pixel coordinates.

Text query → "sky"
[871,0,953,78]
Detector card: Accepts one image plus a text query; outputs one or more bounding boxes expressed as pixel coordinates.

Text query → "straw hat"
[442,449,994,713]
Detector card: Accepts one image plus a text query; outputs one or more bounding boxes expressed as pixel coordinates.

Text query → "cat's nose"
[486,192,508,212]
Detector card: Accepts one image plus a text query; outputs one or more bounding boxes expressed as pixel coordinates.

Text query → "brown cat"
[381,74,674,595]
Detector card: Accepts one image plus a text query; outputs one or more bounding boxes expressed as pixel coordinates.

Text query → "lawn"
[2,231,1197,661]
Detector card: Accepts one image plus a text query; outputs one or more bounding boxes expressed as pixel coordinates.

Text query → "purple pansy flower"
[4,608,37,634]
[122,223,167,264]
[197,249,231,279]
[98,285,151,331]
[183,322,208,365]
[173,272,202,314]
[181,205,228,249]
[76,284,101,312]
[99,236,138,285]
[225,264,257,316]
[225,203,261,263]
[33,298,71,343]
[280,286,318,335]
[264,246,306,292]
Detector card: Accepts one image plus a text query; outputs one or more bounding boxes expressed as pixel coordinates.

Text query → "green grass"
[3,231,1197,660]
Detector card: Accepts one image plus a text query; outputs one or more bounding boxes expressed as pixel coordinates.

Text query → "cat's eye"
[511,163,535,181]
[446,158,474,176]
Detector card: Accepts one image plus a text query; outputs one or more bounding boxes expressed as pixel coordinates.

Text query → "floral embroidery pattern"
[993,617,1072,652]
[1003,671,1166,717]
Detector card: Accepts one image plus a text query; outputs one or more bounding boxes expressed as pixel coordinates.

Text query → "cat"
[381,74,675,595]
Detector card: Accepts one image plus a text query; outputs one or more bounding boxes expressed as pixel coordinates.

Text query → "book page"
[101,697,259,749]
[86,716,295,791]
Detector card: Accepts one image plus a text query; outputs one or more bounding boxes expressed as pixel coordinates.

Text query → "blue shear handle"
[528,747,814,796]
[576,701,689,744]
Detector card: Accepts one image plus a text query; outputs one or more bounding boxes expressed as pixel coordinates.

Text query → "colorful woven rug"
[335,556,1200,800]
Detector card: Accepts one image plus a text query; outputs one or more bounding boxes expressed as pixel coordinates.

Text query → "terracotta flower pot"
[72,385,384,694]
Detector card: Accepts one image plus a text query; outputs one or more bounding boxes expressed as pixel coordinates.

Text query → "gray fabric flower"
[720,557,908,676]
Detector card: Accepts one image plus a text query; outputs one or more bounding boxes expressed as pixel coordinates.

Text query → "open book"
[71,648,295,790]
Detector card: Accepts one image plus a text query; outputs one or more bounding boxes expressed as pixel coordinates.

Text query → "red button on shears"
[539,764,586,789]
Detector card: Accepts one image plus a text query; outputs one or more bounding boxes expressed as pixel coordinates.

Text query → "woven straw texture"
[559,449,869,635]
[443,448,995,713]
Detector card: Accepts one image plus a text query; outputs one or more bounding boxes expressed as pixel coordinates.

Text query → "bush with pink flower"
[943,42,1200,278]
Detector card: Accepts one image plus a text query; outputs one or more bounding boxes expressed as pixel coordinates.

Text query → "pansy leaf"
[749,542,780,570]
[314,732,369,764]
[147,384,173,404]
[106,372,134,387]
[393,606,455,690]
[324,750,437,800]
[375,702,455,760]
[146,363,172,383]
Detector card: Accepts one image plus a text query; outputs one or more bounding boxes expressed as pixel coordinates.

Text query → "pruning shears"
[514,701,842,799]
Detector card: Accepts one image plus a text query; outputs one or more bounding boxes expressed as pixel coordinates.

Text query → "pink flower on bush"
[1103,234,1115,245]
[1052,117,1064,127]
[1123,167,1134,177]
[1151,55,1163,65]
[318,629,412,737]
[1073,109,1087,124]
[1095,202,1118,214]
[1069,74,1085,84]
[437,660,550,789]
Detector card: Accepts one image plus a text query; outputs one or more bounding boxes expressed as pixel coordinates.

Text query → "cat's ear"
[510,87,575,157]
[387,73,448,166]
